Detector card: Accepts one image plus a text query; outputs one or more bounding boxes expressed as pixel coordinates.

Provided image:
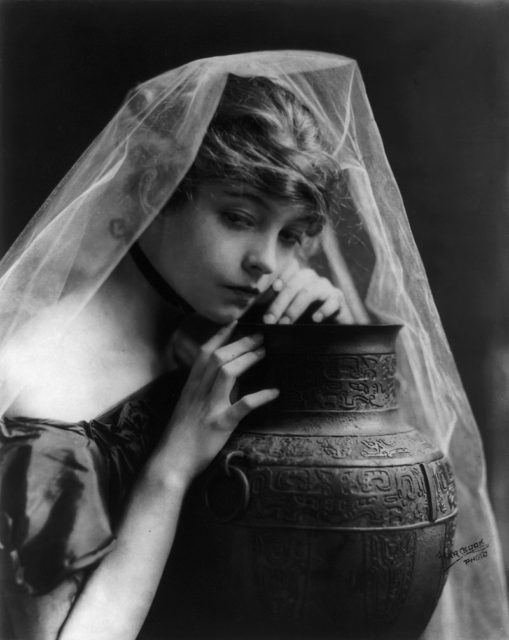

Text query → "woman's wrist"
[142,452,193,499]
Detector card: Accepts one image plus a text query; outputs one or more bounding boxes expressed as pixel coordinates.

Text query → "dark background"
[1,0,509,567]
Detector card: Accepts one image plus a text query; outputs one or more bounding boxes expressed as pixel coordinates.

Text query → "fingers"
[271,259,300,293]
[336,302,356,325]
[201,333,263,384]
[263,268,315,324]
[308,286,344,323]
[285,279,343,324]
[263,268,348,325]
[210,343,266,401]
[227,388,280,426]
[186,321,238,385]
[172,320,259,371]
[188,330,264,394]
[211,333,263,366]
[201,320,238,352]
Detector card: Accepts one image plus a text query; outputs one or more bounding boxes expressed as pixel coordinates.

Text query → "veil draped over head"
[0,51,507,639]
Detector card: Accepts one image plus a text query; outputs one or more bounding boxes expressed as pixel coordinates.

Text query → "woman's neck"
[129,241,194,315]
[92,251,185,353]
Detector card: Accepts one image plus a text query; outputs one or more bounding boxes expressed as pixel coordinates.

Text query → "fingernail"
[252,333,264,342]
[279,316,291,325]
[272,279,283,292]
[264,313,276,324]
[256,347,266,357]
[312,312,323,322]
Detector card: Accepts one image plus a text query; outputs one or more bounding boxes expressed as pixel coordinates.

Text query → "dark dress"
[0,370,187,636]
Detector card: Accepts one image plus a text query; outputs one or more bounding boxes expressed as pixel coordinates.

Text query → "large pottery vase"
[162,324,457,640]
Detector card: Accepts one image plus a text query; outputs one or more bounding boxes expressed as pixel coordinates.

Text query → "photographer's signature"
[437,538,489,569]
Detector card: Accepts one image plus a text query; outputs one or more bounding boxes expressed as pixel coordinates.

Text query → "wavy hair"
[169,74,342,235]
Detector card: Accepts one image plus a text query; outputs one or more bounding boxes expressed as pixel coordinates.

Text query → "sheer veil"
[0,51,507,639]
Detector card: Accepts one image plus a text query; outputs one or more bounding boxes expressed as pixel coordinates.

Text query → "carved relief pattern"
[429,459,457,516]
[242,465,437,528]
[269,353,397,411]
[228,431,438,467]
[253,532,310,621]
[365,531,417,627]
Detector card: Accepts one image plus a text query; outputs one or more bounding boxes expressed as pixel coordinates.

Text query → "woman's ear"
[138,168,163,216]
[138,163,186,218]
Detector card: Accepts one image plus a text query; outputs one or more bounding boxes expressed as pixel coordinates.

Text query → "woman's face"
[142,181,317,323]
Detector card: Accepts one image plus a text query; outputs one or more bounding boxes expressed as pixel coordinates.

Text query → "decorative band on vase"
[262,353,398,412]
[227,431,442,467]
[204,457,456,530]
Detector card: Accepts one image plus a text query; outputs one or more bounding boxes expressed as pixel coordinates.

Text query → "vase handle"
[204,451,250,522]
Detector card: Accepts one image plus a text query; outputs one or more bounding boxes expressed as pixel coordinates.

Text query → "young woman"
[0,52,507,640]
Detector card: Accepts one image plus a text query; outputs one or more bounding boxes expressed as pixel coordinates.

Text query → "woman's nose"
[242,239,277,276]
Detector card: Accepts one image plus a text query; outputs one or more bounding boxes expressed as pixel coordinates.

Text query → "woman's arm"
[2,575,85,640]
[56,322,277,640]
[58,462,186,639]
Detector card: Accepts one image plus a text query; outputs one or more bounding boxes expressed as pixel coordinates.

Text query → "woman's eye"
[220,210,255,229]
[279,229,305,247]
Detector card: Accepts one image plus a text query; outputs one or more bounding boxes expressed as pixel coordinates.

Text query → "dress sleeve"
[0,416,115,595]
[0,375,183,597]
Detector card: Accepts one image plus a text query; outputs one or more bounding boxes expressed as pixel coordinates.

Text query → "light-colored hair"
[170,74,342,235]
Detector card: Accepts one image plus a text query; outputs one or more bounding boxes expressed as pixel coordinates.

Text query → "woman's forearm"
[59,325,273,640]
[59,457,189,640]
[3,575,84,640]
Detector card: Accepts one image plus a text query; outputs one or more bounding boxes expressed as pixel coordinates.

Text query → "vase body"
[159,324,457,640]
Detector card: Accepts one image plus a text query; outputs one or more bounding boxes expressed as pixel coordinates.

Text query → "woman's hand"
[156,322,278,482]
[262,262,354,325]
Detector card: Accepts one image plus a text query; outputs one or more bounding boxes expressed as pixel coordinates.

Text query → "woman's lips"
[223,284,260,300]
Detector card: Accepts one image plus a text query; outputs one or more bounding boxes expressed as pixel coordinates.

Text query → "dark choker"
[129,241,194,314]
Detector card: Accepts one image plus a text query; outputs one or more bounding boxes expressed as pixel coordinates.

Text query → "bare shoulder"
[2,304,94,419]
[2,301,161,422]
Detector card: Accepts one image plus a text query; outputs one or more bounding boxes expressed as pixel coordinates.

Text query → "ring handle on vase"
[204,451,251,522]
